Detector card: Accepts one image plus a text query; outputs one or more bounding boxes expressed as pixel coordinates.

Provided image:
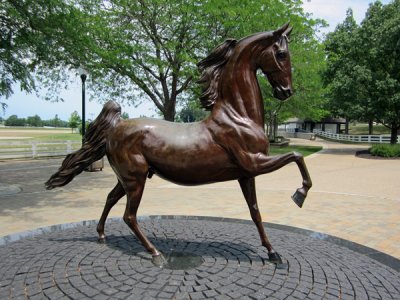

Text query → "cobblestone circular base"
[1,216,399,299]
[0,183,21,196]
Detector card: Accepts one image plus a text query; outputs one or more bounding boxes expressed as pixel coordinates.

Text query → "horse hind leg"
[239,177,282,264]
[97,181,126,242]
[122,175,166,266]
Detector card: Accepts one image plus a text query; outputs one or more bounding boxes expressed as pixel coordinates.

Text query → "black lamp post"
[79,67,88,140]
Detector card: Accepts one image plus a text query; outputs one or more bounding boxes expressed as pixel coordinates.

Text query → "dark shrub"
[369,144,400,157]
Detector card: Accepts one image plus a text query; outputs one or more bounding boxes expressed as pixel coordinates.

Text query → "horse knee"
[293,151,303,160]
[123,214,137,226]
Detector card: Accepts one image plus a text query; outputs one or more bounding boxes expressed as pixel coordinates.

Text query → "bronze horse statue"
[46,24,312,265]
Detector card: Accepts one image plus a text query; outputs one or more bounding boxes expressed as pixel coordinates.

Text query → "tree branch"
[104,60,164,112]
[131,54,161,81]
[176,75,193,95]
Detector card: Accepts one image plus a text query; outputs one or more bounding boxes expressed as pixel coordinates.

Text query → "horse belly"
[145,145,242,185]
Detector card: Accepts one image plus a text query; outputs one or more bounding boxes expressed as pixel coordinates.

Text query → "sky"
[2,0,392,121]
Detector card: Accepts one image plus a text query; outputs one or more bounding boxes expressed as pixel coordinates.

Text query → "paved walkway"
[0,138,399,259]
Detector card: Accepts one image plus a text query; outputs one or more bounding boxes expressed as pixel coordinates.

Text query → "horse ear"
[273,23,290,40]
[284,26,293,37]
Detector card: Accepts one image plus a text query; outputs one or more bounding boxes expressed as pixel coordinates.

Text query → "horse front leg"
[241,151,312,207]
[239,177,282,264]
[262,151,312,207]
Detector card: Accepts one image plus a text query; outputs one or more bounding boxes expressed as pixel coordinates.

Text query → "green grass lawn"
[269,145,322,157]
[0,127,81,141]
[0,128,82,157]
[32,133,82,141]
[348,123,390,135]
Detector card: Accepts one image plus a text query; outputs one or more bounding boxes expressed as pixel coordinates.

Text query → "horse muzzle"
[273,86,293,100]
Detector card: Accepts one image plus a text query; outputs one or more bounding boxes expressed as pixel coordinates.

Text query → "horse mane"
[197,39,237,110]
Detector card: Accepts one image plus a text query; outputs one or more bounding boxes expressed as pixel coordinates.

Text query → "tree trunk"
[163,103,176,121]
[267,117,273,140]
[390,124,398,144]
[345,120,349,134]
[368,120,373,135]
[272,114,278,141]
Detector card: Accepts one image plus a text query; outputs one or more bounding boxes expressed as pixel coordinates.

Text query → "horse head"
[197,24,294,111]
[252,23,293,100]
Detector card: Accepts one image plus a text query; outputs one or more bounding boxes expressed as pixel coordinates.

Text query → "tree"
[0,0,72,109]
[121,112,129,120]
[323,2,400,143]
[78,0,323,121]
[360,0,400,144]
[5,115,25,126]
[1,1,36,106]
[68,111,81,132]
[323,10,366,123]
[5,0,326,121]
[3,0,326,122]
[26,114,42,127]
[177,99,209,123]
[51,114,61,127]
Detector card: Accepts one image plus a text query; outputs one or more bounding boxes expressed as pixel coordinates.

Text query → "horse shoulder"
[207,116,268,154]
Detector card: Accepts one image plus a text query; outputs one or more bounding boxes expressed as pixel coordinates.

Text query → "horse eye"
[276,50,287,60]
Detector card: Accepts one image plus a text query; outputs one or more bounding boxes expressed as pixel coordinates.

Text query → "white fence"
[278,130,316,140]
[0,140,82,159]
[313,130,400,144]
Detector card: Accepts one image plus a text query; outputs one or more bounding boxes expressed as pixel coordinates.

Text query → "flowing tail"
[45,101,121,190]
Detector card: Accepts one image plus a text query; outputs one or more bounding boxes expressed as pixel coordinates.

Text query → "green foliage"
[5,115,26,126]
[257,3,327,138]
[80,0,328,121]
[1,1,36,101]
[261,37,328,139]
[26,115,42,127]
[369,144,400,158]
[0,0,75,107]
[78,121,91,135]
[68,111,81,131]
[4,114,68,127]
[323,1,400,144]
[269,145,322,157]
[177,99,209,122]
[2,0,328,121]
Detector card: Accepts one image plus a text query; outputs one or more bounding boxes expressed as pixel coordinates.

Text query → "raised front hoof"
[292,190,306,208]
[268,252,283,264]
[152,253,167,268]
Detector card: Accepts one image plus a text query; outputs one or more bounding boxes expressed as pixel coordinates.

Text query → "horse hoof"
[98,235,106,244]
[268,252,283,264]
[292,190,306,208]
[152,253,167,268]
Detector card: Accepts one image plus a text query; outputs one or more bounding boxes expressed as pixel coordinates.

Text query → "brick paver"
[0,217,399,299]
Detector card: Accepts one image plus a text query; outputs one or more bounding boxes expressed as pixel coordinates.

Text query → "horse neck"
[213,58,265,127]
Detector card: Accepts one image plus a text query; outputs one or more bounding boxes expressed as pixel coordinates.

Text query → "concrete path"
[0,138,399,259]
